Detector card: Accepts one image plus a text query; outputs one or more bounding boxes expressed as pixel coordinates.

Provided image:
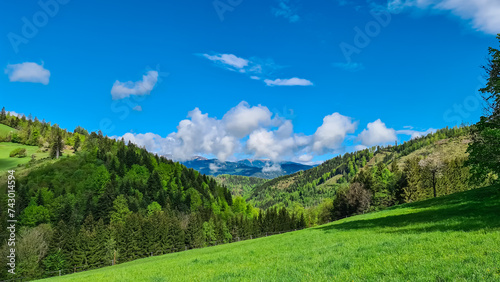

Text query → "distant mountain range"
[181,157,314,179]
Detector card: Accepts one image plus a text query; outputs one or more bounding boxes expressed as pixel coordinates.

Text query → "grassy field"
[0,124,17,138]
[0,142,49,172]
[43,185,500,281]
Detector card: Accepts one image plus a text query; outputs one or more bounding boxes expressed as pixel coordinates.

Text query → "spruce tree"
[467,35,500,184]
[50,126,64,159]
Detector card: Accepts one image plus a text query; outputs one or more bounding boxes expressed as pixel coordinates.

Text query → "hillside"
[41,185,500,281]
[0,142,50,172]
[248,126,470,209]
[182,158,313,179]
[0,113,305,281]
[214,174,268,199]
[0,123,17,138]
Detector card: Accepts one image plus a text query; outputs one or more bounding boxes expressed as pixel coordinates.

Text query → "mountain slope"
[214,174,268,198]
[248,126,470,209]
[42,185,500,281]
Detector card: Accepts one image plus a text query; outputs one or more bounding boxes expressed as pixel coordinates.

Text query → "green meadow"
[43,185,500,282]
[0,142,49,172]
[0,124,17,138]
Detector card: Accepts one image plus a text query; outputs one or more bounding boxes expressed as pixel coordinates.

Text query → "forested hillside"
[249,127,472,209]
[0,111,305,280]
[214,174,268,199]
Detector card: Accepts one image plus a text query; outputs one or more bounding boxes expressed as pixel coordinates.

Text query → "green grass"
[42,185,500,281]
[0,124,17,138]
[0,142,50,172]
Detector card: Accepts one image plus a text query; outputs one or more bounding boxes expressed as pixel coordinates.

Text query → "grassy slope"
[44,185,500,281]
[0,142,49,172]
[0,124,17,138]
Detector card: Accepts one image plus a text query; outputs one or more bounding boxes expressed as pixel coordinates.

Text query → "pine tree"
[50,126,64,159]
[467,35,500,184]
[0,107,6,121]
[74,134,81,152]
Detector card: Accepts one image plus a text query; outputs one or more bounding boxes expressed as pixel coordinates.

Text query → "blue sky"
[1,0,499,163]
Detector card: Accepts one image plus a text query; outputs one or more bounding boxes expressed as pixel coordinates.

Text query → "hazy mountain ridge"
[181,158,314,179]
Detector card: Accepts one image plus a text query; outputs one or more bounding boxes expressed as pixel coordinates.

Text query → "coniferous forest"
[0,113,306,279]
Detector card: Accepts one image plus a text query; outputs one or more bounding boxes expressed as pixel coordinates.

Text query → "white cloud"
[200,53,312,86]
[118,103,419,163]
[203,53,249,70]
[133,106,142,112]
[332,62,365,72]
[209,163,225,173]
[111,71,158,100]
[5,62,50,85]
[7,111,22,118]
[273,0,300,23]
[262,163,282,173]
[222,101,273,138]
[120,132,177,154]
[312,113,358,154]
[397,128,437,139]
[168,108,238,162]
[297,154,313,162]
[358,119,397,146]
[388,0,500,34]
[264,77,313,86]
[353,144,368,151]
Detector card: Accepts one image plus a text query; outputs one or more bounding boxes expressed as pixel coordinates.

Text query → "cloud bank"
[117,101,434,163]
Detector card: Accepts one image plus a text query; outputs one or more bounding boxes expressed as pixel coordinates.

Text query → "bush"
[9,147,27,158]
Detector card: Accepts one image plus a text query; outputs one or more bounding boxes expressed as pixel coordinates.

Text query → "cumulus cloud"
[132,105,143,112]
[273,0,300,23]
[222,102,273,138]
[312,113,358,154]
[264,77,313,86]
[120,132,177,154]
[357,119,398,146]
[116,102,437,164]
[168,108,238,161]
[388,0,500,34]
[111,71,158,100]
[116,102,442,164]
[5,62,50,85]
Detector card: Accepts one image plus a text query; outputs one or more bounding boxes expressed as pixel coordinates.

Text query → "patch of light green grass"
[0,124,17,138]
[0,142,49,172]
[42,185,500,281]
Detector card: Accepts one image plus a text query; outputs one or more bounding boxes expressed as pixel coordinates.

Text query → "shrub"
[9,147,27,158]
